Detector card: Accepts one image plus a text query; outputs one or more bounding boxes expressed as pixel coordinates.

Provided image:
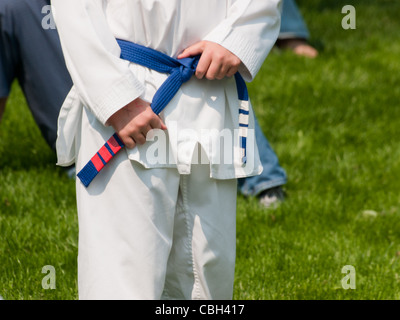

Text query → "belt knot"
[177,56,199,83]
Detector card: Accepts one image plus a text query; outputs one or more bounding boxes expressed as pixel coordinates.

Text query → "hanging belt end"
[77,161,99,188]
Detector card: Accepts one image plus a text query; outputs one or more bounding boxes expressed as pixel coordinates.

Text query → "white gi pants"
[75,107,238,300]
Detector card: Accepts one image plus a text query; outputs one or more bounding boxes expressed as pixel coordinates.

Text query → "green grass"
[0,84,78,299]
[1,0,400,300]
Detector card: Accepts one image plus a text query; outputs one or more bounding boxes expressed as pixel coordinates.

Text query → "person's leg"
[2,0,73,150]
[75,107,181,300]
[280,0,310,40]
[277,0,318,58]
[238,117,287,197]
[76,107,238,300]
[0,1,18,120]
[163,161,238,300]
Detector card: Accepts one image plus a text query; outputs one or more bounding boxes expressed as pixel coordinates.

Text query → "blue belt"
[77,39,250,187]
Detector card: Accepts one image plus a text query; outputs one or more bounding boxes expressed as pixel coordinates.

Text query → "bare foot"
[276,38,318,58]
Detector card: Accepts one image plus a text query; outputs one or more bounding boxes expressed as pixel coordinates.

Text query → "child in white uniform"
[52,0,281,299]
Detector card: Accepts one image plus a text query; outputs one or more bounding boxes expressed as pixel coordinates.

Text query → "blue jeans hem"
[239,178,287,197]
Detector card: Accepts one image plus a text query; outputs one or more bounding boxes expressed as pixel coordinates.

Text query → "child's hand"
[177,41,241,80]
[107,98,167,149]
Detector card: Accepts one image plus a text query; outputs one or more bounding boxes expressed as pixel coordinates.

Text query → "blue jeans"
[279,0,310,40]
[238,118,287,196]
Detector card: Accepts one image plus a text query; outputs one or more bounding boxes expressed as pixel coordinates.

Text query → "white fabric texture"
[53,0,281,179]
[75,106,238,299]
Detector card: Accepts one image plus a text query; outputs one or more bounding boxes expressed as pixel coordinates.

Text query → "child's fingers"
[177,42,204,59]
[195,52,212,79]
[215,62,232,80]
[141,124,154,137]
[160,120,167,131]
[132,132,147,145]
[120,135,136,149]
[149,116,167,130]
[205,59,222,80]
[226,67,237,78]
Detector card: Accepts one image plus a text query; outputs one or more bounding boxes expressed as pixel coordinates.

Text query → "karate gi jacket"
[52,0,281,179]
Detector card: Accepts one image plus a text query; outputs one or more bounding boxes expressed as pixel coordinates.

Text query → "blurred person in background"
[276,0,318,58]
[0,0,73,151]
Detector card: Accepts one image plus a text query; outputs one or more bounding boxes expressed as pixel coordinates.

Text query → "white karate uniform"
[52,0,281,299]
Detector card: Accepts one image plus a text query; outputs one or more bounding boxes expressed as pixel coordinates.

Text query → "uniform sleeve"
[51,0,145,125]
[203,0,282,82]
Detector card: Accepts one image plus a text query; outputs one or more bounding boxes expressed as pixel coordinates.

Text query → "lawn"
[1,0,400,300]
